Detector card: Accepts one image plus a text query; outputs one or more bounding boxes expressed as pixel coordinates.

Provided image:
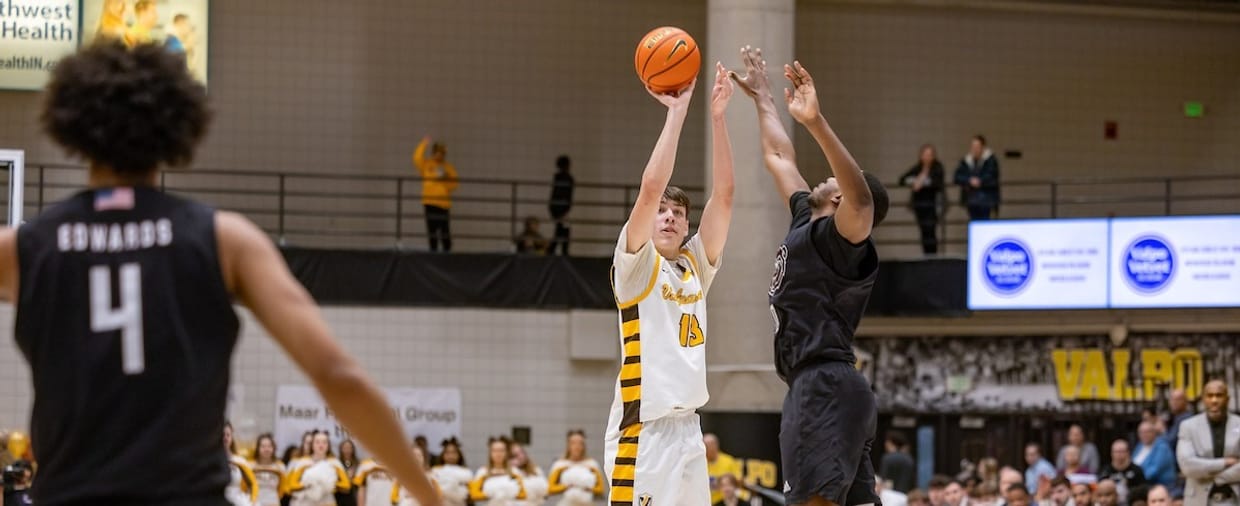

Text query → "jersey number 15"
[90,263,145,375]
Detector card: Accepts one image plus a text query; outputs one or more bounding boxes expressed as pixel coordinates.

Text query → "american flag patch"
[94,187,135,211]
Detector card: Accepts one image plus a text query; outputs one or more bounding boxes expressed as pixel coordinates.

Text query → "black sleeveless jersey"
[15,187,239,505]
[768,191,878,383]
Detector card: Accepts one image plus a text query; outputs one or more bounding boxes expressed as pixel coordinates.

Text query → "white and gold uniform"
[513,465,547,506]
[287,457,351,506]
[469,467,528,506]
[604,225,718,506]
[250,460,288,506]
[547,458,605,506]
[226,454,260,506]
[430,464,473,506]
[353,459,396,506]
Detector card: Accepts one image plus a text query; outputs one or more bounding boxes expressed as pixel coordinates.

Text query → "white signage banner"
[1109,216,1240,308]
[0,0,79,90]
[967,219,1110,309]
[274,385,461,459]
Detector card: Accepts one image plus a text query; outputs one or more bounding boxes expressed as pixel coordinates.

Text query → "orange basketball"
[634,26,701,94]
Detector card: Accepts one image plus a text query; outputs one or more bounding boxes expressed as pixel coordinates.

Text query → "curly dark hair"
[41,41,209,175]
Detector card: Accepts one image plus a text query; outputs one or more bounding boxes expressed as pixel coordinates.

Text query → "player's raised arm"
[216,212,441,506]
[785,61,873,243]
[731,46,809,206]
[698,62,735,265]
[625,80,695,253]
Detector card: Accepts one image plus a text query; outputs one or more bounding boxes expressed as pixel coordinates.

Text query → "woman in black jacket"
[900,144,945,255]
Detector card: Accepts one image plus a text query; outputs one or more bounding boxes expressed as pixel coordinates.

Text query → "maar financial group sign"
[274,385,461,458]
[968,216,1240,310]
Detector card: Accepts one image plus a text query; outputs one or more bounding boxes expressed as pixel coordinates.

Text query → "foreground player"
[0,42,439,506]
[732,47,889,506]
[604,62,736,505]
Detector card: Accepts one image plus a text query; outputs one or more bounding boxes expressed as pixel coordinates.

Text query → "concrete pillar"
[703,0,796,412]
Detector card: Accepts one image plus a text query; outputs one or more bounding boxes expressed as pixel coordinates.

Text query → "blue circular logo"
[1123,235,1175,293]
[982,238,1034,295]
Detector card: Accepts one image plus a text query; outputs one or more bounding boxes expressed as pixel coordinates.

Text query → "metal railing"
[10,164,1240,258]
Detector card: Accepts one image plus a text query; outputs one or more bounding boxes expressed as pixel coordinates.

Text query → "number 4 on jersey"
[678,314,704,348]
[90,263,144,374]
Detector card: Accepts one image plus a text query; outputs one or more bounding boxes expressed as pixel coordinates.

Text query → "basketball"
[634,26,701,94]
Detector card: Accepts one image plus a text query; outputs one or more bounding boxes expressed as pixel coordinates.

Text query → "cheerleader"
[353,453,395,506]
[391,446,442,506]
[546,430,604,506]
[251,433,288,506]
[338,440,360,506]
[510,443,547,506]
[287,431,352,506]
[469,437,527,506]
[223,422,260,506]
[430,438,473,506]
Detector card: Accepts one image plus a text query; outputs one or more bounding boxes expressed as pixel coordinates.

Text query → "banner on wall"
[80,0,209,85]
[968,216,1240,310]
[1110,216,1240,308]
[274,385,461,458]
[0,0,210,90]
[862,334,1227,415]
[0,0,79,89]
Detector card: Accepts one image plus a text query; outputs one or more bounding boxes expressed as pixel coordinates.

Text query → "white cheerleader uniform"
[547,458,606,506]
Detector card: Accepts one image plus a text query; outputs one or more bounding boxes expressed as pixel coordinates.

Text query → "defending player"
[731,46,889,506]
[0,42,439,506]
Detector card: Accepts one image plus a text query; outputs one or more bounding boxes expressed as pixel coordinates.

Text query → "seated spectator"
[882,431,918,493]
[999,466,1026,505]
[946,479,968,506]
[1073,482,1094,506]
[931,475,954,506]
[713,473,747,506]
[974,482,1000,506]
[1027,443,1059,494]
[1042,476,1076,506]
[514,216,548,254]
[909,489,932,506]
[877,475,910,506]
[1057,425,1101,474]
[1095,479,1119,506]
[1133,422,1176,488]
[1007,484,1033,506]
[1061,445,1099,484]
[1099,439,1146,506]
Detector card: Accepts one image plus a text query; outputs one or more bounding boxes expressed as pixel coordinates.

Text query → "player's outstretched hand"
[710,61,734,118]
[647,78,696,110]
[784,61,821,125]
[729,45,770,99]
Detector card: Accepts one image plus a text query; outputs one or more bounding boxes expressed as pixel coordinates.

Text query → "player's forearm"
[709,114,735,201]
[639,106,690,193]
[754,95,795,162]
[803,114,872,208]
[314,366,440,506]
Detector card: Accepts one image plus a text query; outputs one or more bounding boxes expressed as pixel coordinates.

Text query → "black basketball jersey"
[768,191,878,383]
[15,186,239,505]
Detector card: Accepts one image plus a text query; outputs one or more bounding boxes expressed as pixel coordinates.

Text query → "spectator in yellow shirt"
[413,136,459,252]
[705,433,744,504]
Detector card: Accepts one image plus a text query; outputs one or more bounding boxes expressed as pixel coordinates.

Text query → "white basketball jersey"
[607,225,719,432]
[356,460,396,506]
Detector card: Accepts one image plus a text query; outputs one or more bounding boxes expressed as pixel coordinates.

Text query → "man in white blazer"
[1178,380,1240,506]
